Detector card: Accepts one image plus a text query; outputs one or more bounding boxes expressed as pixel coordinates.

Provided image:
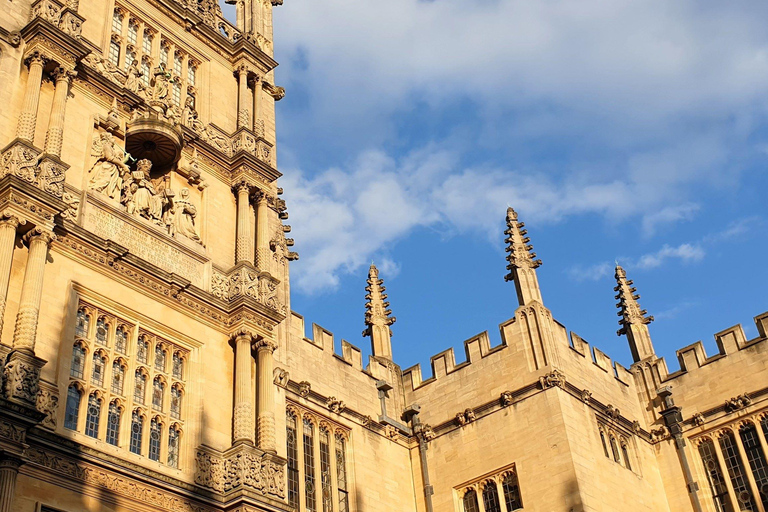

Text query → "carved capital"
[24,50,48,69]
[253,337,277,353]
[0,213,25,231]
[51,66,76,84]
[230,328,254,344]
[23,227,56,247]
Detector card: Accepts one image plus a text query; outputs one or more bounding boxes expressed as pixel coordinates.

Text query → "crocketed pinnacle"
[363,263,396,360]
[614,265,656,362]
[504,207,543,306]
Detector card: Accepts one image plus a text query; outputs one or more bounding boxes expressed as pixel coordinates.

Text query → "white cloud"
[641,203,700,236]
[633,243,705,270]
[567,262,614,282]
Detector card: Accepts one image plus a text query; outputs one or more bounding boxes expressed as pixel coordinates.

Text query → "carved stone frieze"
[3,352,44,405]
[1,141,41,185]
[194,448,285,498]
[0,420,26,443]
[209,265,285,314]
[36,386,59,429]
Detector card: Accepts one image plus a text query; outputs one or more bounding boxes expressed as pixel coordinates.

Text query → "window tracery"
[456,463,522,512]
[501,472,523,511]
[482,481,502,512]
[65,299,188,467]
[597,421,635,472]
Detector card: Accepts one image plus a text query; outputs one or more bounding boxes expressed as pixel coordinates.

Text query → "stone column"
[0,215,22,336]
[255,192,270,272]
[234,183,254,264]
[43,67,75,157]
[251,75,262,135]
[233,330,255,445]
[12,228,56,354]
[237,65,251,130]
[255,337,277,452]
[17,52,47,142]
[0,457,22,512]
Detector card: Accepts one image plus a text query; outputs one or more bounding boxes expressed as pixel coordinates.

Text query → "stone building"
[0,1,766,511]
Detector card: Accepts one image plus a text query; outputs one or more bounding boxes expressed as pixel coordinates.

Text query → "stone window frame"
[693,415,768,512]
[454,462,522,512]
[596,421,636,472]
[63,298,189,469]
[286,403,352,512]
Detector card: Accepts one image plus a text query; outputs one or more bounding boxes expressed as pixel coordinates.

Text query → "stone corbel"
[261,81,285,101]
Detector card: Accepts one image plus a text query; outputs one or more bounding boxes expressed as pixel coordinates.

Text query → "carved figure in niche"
[88,132,132,200]
[125,60,142,92]
[151,64,171,102]
[170,187,201,242]
[129,159,172,224]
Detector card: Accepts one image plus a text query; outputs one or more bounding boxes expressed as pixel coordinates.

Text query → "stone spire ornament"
[504,207,543,306]
[363,263,396,360]
[615,265,656,362]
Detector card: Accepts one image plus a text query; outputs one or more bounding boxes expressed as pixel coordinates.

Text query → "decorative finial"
[504,207,543,306]
[363,263,396,360]
[614,265,656,362]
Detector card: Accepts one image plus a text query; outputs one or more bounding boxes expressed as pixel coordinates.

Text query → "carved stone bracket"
[539,369,566,389]
[194,444,285,498]
[2,350,46,406]
[725,393,752,413]
[210,264,285,315]
[0,140,68,199]
[30,0,85,39]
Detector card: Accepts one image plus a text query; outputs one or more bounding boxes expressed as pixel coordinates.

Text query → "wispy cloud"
[633,243,705,270]
[641,203,700,237]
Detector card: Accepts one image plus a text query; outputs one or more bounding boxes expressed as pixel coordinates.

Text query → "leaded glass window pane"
[502,473,523,511]
[91,353,105,387]
[95,317,108,344]
[152,377,165,411]
[130,411,143,455]
[622,443,632,470]
[127,21,138,45]
[287,412,299,509]
[115,325,127,354]
[137,336,148,363]
[173,82,181,106]
[64,385,81,430]
[173,352,183,379]
[600,431,610,458]
[188,66,196,87]
[70,343,85,379]
[85,394,101,438]
[170,386,181,419]
[336,433,349,512]
[741,425,768,510]
[610,436,621,463]
[700,439,732,512]
[141,61,151,86]
[149,418,161,461]
[75,309,89,337]
[134,370,146,404]
[720,431,756,511]
[125,49,136,71]
[143,32,153,55]
[174,54,183,76]
[111,361,125,395]
[160,43,169,66]
[155,344,166,372]
[112,11,123,34]
[304,419,316,512]
[463,489,479,512]
[320,428,332,512]
[106,402,121,446]
[168,426,180,468]
[482,482,502,512]
[108,42,120,67]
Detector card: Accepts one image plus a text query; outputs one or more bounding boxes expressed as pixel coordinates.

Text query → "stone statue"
[151,64,170,102]
[171,188,201,242]
[88,132,132,200]
[125,60,141,92]
[130,159,170,224]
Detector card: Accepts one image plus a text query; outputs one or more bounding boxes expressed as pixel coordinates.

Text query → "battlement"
[567,331,633,386]
[402,319,513,392]
[290,311,364,370]
[663,311,768,379]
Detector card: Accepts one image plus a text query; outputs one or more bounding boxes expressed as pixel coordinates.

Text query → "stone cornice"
[19,16,91,69]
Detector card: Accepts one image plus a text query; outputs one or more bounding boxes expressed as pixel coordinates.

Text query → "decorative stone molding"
[326,396,345,414]
[605,404,621,421]
[194,447,285,498]
[0,420,26,444]
[580,389,592,403]
[500,390,513,407]
[414,423,435,442]
[36,384,59,429]
[3,351,44,405]
[539,369,565,389]
[455,408,475,427]
[649,426,669,443]
[725,393,752,413]
[210,265,284,314]
[273,367,289,388]
[0,141,41,186]
[692,413,705,426]
[297,381,311,398]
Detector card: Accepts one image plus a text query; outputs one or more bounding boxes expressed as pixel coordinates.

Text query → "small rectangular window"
[188,66,196,87]
[112,11,123,34]
[108,42,121,67]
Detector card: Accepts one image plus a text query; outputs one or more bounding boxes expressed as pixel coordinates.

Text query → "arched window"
[111,360,125,395]
[762,416,768,440]
[106,402,121,446]
[699,438,731,512]
[719,431,755,510]
[188,65,197,87]
[172,352,183,379]
[115,325,127,354]
[142,30,153,56]
[740,424,768,510]
[141,60,151,87]
[173,53,183,77]
[610,436,621,463]
[91,352,106,387]
[170,385,182,419]
[502,472,523,511]
[168,424,180,468]
[134,370,147,404]
[335,433,349,512]
[127,20,138,45]
[64,384,81,430]
[160,42,169,66]
[130,410,143,455]
[155,344,166,372]
[112,10,123,34]
[85,394,102,438]
[136,335,148,363]
[125,48,137,71]
[286,411,299,509]
[320,427,332,512]
[75,309,90,337]
[303,418,316,512]
[462,489,479,512]
[149,417,161,461]
[95,317,108,344]
[172,82,182,106]
[482,481,502,512]
[600,430,609,458]
[70,343,86,379]
[152,377,165,411]
[109,40,121,67]
[621,441,632,471]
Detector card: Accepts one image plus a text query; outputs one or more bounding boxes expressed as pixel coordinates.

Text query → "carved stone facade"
[0,1,766,512]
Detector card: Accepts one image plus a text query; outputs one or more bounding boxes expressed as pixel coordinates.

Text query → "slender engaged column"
[237,66,251,129]
[255,192,270,272]
[44,67,75,157]
[0,215,22,337]
[17,53,47,142]
[12,228,56,353]
[255,337,277,452]
[234,183,254,264]
[0,457,22,512]
[252,75,262,135]
[233,331,255,445]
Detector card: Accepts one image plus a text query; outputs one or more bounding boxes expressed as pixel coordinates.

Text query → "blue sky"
[223,0,768,373]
